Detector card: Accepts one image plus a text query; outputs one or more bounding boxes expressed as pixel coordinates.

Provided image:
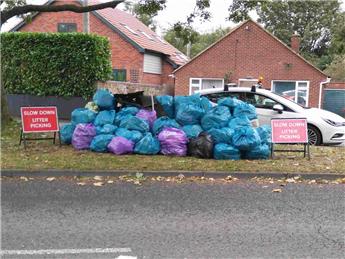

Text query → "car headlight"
[322,118,345,127]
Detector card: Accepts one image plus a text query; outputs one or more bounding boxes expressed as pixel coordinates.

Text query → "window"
[189,78,224,95]
[244,93,277,109]
[143,54,162,74]
[113,69,127,82]
[58,23,77,33]
[271,81,309,106]
[205,92,243,103]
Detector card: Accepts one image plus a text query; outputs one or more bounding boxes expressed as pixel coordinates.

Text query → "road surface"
[1,179,344,258]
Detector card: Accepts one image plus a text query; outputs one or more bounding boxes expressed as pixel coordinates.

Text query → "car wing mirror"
[273,104,284,114]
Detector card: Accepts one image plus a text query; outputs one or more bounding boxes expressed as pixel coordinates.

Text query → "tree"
[324,54,345,81]
[164,26,230,58]
[124,1,157,31]
[228,0,341,57]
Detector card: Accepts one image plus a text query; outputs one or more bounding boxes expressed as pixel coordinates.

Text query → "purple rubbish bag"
[107,136,134,155]
[72,123,96,150]
[136,109,157,128]
[158,127,188,156]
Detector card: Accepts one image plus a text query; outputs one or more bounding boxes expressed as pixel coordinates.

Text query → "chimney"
[291,32,300,53]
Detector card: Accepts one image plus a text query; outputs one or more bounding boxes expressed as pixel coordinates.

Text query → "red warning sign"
[20,107,59,133]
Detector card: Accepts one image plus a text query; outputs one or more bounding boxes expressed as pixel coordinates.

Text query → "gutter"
[318,77,331,109]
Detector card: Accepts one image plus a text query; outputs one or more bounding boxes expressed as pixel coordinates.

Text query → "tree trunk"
[1,80,12,129]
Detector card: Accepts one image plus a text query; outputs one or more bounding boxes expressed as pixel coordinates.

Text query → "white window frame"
[143,53,162,74]
[271,80,310,106]
[189,78,224,95]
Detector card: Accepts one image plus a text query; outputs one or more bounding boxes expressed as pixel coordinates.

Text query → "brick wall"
[18,0,175,87]
[324,82,345,90]
[97,81,174,96]
[174,20,327,107]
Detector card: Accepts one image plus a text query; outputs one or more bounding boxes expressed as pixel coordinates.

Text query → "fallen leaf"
[20,176,29,181]
[308,180,316,184]
[77,182,86,186]
[200,176,206,180]
[107,180,114,184]
[133,180,141,185]
[177,174,185,180]
[46,177,56,182]
[269,180,274,184]
[93,176,103,181]
[294,175,301,180]
[262,185,269,188]
[272,188,282,193]
[93,182,105,187]
[208,178,215,181]
[225,175,232,181]
[286,178,296,183]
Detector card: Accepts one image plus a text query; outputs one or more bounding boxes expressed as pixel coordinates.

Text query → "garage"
[323,89,345,117]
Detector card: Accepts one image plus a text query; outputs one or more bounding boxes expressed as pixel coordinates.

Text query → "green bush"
[1,32,112,98]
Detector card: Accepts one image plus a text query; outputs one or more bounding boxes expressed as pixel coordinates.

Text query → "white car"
[199,87,345,145]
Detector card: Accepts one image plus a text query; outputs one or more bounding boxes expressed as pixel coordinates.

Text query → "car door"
[244,92,298,125]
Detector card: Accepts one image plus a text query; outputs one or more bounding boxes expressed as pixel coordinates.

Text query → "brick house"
[173,19,332,109]
[10,0,188,94]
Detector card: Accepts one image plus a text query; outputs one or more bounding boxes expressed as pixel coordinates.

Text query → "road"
[1,179,344,258]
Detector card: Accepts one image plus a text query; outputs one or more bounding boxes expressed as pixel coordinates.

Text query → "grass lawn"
[1,120,344,174]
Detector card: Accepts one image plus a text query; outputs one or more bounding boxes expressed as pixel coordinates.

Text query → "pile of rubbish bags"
[60,89,271,160]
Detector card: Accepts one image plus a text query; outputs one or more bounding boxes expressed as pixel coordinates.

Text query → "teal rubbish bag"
[256,125,272,145]
[152,116,180,135]
[120,116,149,133]
[175,103,205,126]
[244,144,270,159]
[232,126,261,151]
[134,133,160,155]
[93,89,114,110]
[201,106,232,131]
[228,115,251,130]
[71,108,97,125]
[218,97,243,110]
[114,107,139,126]
[233,102,257,120]
[182,125,203,139]
[200,97,213,112]
[60,123,75,144]
[214,143,240,160]
[96,124,117,135]
[156,95,175,119]
[208,127,234,144]
[90,134,114,152]
[115,128,143,143]
[174,94,201,115]
[94,110,116,126]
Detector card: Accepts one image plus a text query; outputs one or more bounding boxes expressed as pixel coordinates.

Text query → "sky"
[1,0,345,34]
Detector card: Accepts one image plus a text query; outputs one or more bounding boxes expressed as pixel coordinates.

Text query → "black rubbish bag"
[188,132,214,159]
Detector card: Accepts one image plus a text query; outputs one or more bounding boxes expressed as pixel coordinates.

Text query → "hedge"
[1,32,113,99]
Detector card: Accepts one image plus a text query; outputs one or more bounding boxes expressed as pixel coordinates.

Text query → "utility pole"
[83,0,90,33]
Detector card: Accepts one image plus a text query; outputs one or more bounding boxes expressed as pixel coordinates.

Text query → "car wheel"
[308,125,322,146]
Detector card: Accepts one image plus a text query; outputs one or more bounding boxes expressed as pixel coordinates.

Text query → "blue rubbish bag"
[175,103,205,126]
[201,106,232,131]
[232,126,261,151]
[71,108,97,125]
[214,143,240,160]
[60,123,75,144]
[208,127,234,144]
[115,128,143,143]
[218,97,243,110]
[174,94,201,115]
[182,125,203,139]
[200,97,213,112]
[152,116,181,135]
[114,107,139,126]
[244,144,270,159]
[156,95,175,119]
[134,133,160,155]
[233,102,257,120]
[256,125,272,144]
[228,115,251,130]
[90,134,114,152]
[96,124,117,135]
[93,89,114,110]
[120,116,149,133]
[94,110,116,126]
